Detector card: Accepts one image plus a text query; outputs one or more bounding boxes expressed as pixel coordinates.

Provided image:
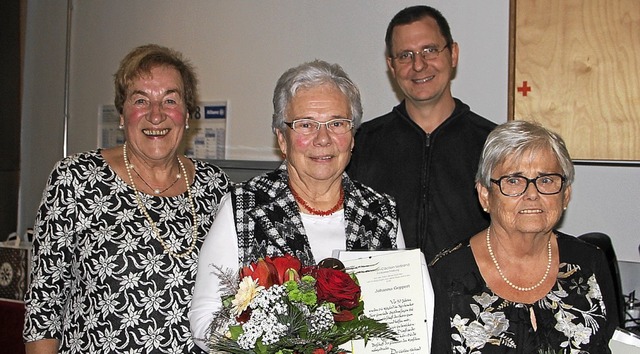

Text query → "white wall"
[21,1,639,272]
[65,0,509,159]
[19,0,68,240]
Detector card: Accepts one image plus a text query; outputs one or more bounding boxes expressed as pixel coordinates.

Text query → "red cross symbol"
[517,81,532,96]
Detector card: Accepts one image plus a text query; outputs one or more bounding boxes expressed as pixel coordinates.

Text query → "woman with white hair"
[430,120,619,353]
[189,60,406,351]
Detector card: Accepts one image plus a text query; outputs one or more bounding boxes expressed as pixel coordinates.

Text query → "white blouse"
[189,192,407,351]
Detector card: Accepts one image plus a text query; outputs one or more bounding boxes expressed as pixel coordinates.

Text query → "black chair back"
[578,232,625,325]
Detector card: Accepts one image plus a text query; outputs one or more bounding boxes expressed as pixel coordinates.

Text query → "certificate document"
[335,249,433,354]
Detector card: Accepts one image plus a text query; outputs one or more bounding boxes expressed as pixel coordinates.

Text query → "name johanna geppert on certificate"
[334,249,433,354]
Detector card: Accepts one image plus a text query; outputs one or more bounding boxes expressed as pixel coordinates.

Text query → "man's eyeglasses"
[391,44,450,64]
[284,118,354,135]
[490,174,566,197]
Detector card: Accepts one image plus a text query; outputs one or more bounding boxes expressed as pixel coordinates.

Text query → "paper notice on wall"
[97,101,227,160]
[98,105,124,148]
[184,101,227,160]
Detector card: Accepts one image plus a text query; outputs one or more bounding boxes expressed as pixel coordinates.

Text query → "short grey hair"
[476,120,575,188]
[271,60,363,134]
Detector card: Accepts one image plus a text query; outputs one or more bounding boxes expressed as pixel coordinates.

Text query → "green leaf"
[350,300,365,318]
[228,325,243,340]
[255,339,268,354]
[222,295,235,308]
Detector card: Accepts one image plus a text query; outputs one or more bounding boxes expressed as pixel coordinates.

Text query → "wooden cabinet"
[509,0,640,161]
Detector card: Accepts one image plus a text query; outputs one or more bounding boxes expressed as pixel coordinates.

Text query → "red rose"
[314,268,361,310]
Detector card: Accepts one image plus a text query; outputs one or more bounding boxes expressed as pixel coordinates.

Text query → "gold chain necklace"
[123,142,198,259]
[486,226,552,292]
[131,167,181,195]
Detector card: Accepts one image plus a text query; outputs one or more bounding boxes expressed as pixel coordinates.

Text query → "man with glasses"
[347,5,496,262]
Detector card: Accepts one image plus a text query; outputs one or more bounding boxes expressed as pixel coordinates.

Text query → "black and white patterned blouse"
[24,150,230,353]
[430,232,619,354]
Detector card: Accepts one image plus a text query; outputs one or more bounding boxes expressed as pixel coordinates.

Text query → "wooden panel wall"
[510,0,640,161]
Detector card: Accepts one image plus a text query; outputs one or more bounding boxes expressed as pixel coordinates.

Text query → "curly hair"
[113,44,198,116]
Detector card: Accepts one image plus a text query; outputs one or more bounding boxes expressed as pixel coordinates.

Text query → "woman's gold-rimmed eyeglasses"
[284,118,354,135]
[490,174,566,197]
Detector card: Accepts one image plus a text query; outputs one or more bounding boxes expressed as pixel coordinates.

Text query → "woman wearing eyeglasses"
[189,60,410,351]
[429,121,619,353]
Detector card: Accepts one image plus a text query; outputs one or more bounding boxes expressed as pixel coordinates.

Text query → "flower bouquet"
[207,254,396,354]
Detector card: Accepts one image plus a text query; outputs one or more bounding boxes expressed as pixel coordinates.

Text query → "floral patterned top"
[429,232,619,354]
[23,150,230,353]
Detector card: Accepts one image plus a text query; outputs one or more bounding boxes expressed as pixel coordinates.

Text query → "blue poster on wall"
[185,101,227,159]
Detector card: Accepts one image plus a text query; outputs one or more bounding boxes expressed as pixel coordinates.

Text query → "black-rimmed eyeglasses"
[391,44,450,64]
[284,118,354,135]
[490,174,566,197]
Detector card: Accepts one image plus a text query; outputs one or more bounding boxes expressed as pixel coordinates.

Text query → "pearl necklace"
[123,142,198,259]
[290,185,344,216]
[486,226,552,292]
[131,167,181,195]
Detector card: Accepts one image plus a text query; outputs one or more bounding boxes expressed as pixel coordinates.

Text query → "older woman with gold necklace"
[189,60,408,351]
[24,44,230,354]
[429,121,619,353]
